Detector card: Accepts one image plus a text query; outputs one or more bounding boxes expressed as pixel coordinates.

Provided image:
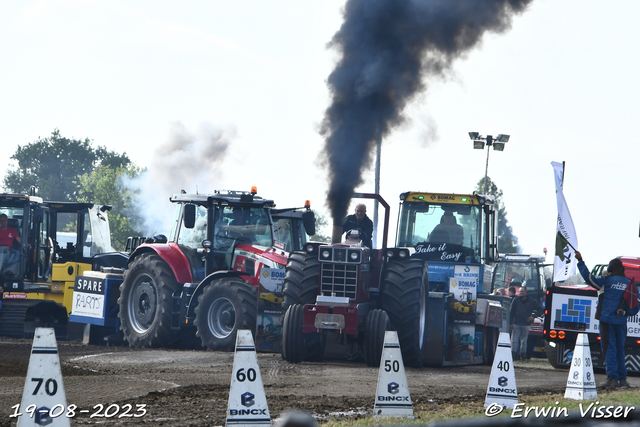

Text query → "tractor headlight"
[399,250,408,258]
[321,250,331,260]
[386,250,394,258]
[306,244,315,253]
[348,250,361,263]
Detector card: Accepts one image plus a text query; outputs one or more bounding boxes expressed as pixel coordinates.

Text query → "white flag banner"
[552,161,578,282]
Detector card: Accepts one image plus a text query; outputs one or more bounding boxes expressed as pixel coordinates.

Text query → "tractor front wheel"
[363,309,390,367]
[381,259,428,368]
[194,278,257,351]
[119,253,180,347]
[282,304,324,363]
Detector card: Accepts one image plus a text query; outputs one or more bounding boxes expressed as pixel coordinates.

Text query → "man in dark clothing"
[342,204,373,248]
[509,287,542,361]
[576,251,638,388]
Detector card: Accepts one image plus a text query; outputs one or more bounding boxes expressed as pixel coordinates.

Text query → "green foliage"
[309,209,331,243]
[476,176,520,253]
[77,165,144,251]
[3,129,131,201]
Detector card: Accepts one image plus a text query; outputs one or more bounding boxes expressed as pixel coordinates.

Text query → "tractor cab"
[271,201,316,253]
[47,202,127,270]
[491,253,549,305]
[0,194,52,290]
[397,192,498,292]
[168,188,278,281]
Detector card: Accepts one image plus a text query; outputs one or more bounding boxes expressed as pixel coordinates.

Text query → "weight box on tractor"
[71,187,315,352]
[281,191,506,368]
[543,257,640,371]
[0,193,126,340]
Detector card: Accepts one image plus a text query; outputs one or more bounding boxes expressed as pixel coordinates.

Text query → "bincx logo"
[241,392,255,407]
[388,382,399,395]
[498,376,508,387]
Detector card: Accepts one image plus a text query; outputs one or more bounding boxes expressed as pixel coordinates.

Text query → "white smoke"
[125,121,235,236]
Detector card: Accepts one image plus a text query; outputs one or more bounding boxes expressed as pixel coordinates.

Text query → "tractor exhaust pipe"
[332,224,343,244]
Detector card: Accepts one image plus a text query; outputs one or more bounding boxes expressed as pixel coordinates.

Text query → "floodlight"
[473,140,485,149]
[468,132,479,140]
[497,134,510,142]
[493,142,505,151]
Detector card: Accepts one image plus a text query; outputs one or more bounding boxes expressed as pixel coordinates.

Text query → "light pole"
[468,132,510,194]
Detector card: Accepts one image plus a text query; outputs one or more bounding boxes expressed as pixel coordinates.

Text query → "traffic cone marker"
[226,330,271,427]
[373,331,414,419]
[18,327,70,427]
[564,333,597,400]
[484,332,518,409]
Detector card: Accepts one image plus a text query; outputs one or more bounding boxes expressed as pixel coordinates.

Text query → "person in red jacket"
[0,213,22,274]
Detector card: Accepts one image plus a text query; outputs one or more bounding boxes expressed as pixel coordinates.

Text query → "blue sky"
[1,0,639,266]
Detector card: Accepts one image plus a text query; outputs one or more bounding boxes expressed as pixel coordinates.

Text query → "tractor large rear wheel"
[363,309,390,367]
[381,259,428,368]
[119,253,181,347]
[194,278,257,351]
[282,251,320,311]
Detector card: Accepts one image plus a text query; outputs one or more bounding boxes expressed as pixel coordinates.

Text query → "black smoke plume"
[320,0,533,224]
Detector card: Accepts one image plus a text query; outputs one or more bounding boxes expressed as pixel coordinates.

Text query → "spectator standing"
[576,251,638,388]
[509,287,542,361]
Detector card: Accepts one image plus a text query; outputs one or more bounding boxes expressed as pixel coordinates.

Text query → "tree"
[3,129,131,201]
[76,165,144,251]
[476,176,520,253]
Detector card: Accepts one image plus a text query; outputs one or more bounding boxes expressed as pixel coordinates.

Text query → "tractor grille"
[320,263,358,299]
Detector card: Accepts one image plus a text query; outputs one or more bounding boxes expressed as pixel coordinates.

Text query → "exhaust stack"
[332,225,343,244]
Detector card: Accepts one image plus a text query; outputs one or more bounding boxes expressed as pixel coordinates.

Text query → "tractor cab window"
[0,207,25,278]
[273,217,307,252]
[177,204,208,250]
[492,260,546,304]
[80,208,115,258]
[55,212,78,262]
[214,206,273,248]
[212,205,273,269]
[86,207,114,256]
[397,202,481,263]
[177,204,208,280]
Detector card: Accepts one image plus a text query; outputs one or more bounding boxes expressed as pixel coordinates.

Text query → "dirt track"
[0,336,628,426]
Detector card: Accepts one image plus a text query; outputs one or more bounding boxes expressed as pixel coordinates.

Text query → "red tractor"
[117,188,315,351]
[281,190,502,368]
[281,193,428,367]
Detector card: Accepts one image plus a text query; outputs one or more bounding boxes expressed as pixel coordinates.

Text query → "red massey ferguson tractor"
[281,193,428,367]
[118,188,315,351]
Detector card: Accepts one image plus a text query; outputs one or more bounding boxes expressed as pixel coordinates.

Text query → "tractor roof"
[499,253,546,263]
[0,193,44,205]
[169,190,275,208]
[399,191,495,206]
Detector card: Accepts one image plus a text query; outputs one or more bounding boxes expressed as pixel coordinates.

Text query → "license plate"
[534,346,545,353]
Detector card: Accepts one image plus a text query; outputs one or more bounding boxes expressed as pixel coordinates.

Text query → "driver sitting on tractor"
[0,213,22,275]
[429,212,464,245]
[342,203,373,248]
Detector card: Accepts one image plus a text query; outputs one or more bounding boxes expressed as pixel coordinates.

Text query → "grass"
[320,388,640,426]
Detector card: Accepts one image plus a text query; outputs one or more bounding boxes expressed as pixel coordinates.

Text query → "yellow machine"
[0,197,126,339]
